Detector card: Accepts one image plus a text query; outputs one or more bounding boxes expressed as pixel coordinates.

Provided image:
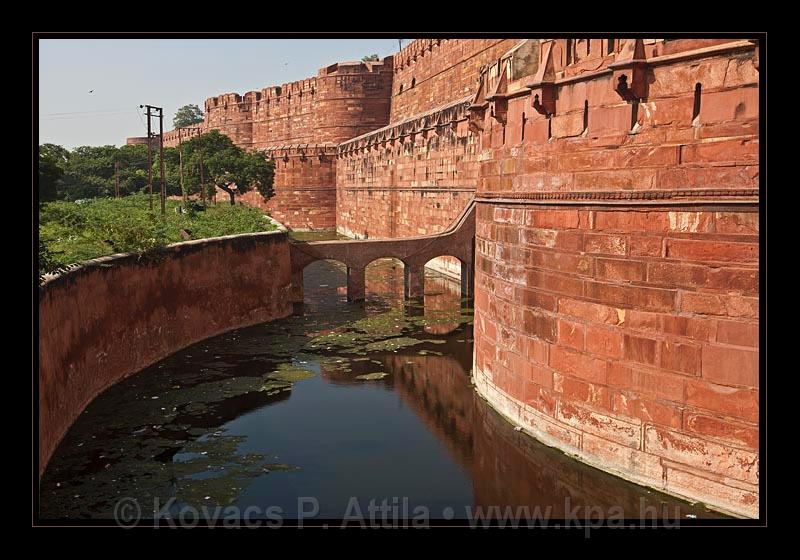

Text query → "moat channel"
[40,234,722,523]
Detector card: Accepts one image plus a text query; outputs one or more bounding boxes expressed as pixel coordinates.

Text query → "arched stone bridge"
[289,199,475,303]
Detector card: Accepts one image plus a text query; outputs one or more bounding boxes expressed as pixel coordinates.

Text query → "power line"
[40,108,137,117]
[136,106,147,130]
[40,111,138,121]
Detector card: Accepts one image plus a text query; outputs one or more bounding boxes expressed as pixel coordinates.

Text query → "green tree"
[362,54,379,62]
[115,144,152,197]
[40,143,70,166]
[38,146,64,204]
[60,145,118,199]
[46,143,175,201]
[173,104,204,128]
[180,130,274,205]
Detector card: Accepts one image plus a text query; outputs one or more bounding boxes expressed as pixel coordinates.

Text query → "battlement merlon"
[203,56,394,112]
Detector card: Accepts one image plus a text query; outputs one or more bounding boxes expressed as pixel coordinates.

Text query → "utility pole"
[158,108,166,215]
[143,105,153,210]
[114,160,120,198]
[140,105,165,214]
[179,127,186,208]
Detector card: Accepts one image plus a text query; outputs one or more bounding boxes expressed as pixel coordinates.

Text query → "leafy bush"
[38,194,276,273]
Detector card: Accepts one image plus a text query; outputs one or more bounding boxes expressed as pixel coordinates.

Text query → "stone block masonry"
[471,38,759,518]
[149,58,394,230]
[38,232,293,476]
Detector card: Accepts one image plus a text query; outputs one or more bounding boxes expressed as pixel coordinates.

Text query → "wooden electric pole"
[158,108,166,215]
[140,105,165,214]
[143,105,153,210]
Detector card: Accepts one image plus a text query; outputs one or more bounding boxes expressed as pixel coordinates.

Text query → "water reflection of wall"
[422,272,465,335]
[365,259,405,303]
[384,350,476,468]
[364,260,464,336]
[381,342,715,518]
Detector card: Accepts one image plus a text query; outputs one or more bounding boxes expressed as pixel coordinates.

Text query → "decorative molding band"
[263,144,338,156]
[338,187,476,194]
[477,188,759,206]
[272,187,337,192]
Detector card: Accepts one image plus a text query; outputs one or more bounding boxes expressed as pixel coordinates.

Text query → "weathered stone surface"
[39,233,293,477]
[470,38,760,518]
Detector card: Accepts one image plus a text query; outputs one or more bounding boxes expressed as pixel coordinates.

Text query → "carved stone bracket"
[526,41,557,116]
[468,74,489,133]
[485,60,509,125]
[609,39,649,101]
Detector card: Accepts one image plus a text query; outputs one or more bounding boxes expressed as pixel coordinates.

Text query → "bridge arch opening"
[420,255,466,334]
[365,257,405,306]
[301,259,348,307]
[425,256,463,283]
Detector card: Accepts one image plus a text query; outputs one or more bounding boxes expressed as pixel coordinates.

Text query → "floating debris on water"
[355,372,389,381]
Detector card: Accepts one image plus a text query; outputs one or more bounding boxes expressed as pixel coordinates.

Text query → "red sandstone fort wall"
[38,232,293,476]
[391,39,519,122]
[335,40,523,242]
[190,59,394,230]
[471,38,759,517]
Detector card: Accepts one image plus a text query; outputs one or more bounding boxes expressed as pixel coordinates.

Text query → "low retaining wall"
[38,231,293,477]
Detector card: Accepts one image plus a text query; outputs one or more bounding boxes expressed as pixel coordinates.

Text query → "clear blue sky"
[38,38,401,149]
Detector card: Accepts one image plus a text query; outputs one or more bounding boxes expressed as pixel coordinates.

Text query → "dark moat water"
[40,235,723,523]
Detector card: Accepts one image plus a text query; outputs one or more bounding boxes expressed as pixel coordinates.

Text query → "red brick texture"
[472,39,760,518]
[160,59,394,230]
[391,39,519,122]
[335,39,519,242]
[38,232,293,477]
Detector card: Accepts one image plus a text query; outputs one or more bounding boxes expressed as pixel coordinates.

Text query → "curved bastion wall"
[470,38,759,518]
[38,231,293,477]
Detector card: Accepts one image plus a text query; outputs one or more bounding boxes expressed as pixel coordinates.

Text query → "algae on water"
[355,372,389,381]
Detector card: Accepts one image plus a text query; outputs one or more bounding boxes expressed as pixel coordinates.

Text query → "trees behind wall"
[37,131,274,206]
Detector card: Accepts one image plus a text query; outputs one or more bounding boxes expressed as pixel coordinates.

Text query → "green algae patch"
[349,310,407,336]
[355,372,389,381]
[364,337,423,353]
[264,366,316,383]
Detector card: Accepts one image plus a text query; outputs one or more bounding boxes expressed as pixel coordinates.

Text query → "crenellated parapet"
[338,97,472,156]
[390,39,520,122]
[170,57,395,230]
[161,125,206,148]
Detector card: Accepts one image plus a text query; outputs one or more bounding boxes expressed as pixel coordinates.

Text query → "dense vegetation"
[38,131,275,204]
[38,131,278,278]
[39,194,276,276]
